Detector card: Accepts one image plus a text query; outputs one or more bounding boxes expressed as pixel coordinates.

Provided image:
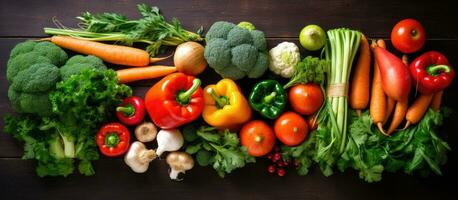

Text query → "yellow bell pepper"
[203,79,252,130]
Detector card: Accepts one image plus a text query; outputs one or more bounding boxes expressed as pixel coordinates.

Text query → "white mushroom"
[124,141,157,173]
[156,129,184,156]
[166,151,194,180]
[135,122,158,142]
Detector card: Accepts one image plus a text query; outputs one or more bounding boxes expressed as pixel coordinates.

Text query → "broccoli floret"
[12,63,60,93]
[8,87,22,112]
[60,55,107,80]
[9,40,37,59]
[7,41,68,83]
[33,42,68,66]
[226,27,253,47]
[20,93,54,116]
[231,44,258,72]
[204,21,269,80]
[215,65,247,80]
[205,21,235,41]
[237,22,256,31]
[251,30,267,51]
[247,52,269,78]
[9,63,60,116]
[6,52,52,82]
[204,38,232,71]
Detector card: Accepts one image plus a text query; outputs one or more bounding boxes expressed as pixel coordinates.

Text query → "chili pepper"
[202,79,252,130]
[96,122,130,157]
[116,96,146,126]
[410,51,454,94]
[144,73,204,129]
[249,80,287,119]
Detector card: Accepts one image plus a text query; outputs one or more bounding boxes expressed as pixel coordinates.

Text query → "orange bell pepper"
[203,79,252,130]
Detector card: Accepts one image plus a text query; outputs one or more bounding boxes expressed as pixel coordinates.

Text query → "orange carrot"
[431,91,444,111]
[369,39,386,133]
[387,98,408,135]
[350,35,371,116]
[384,98,395,125]
[47,36,169,67]
[403,94,434,129]
[117,66,177,83]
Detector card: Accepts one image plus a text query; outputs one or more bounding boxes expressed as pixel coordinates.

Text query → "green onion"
[314,28,361,175]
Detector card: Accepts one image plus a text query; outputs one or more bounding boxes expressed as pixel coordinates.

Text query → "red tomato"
[274,112,308,146]
[240,120,275,157]
[391,19,426,53]
[289,83,323,115]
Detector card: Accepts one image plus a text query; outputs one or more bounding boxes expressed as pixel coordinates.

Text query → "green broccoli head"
[247,52,268,78]
[205,21,236,41]
[60,55,107,80]
[33,42,68,66]
[8,87,54,116]
[6,52,52,82]
[9,40,37,59]
[204,21,268,80]
[250,30,267,51]
[231,44,258,72]
[203,38,232,71]
[9,63,60,116]
[7,41,68,83]
[11,63,60,93]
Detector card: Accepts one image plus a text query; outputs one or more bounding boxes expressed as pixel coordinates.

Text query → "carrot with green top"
[45,36,170,67]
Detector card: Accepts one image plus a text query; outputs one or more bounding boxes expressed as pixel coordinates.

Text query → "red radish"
[373,47,412,101]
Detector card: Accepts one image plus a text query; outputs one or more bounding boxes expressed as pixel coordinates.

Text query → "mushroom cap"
[135,122,158,143]
[166,152,195,170]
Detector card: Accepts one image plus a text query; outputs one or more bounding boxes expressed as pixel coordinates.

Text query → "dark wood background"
[1,0,458,199]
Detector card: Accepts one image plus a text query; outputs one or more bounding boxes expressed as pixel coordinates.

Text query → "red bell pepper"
[96,123,131,157]
[144,73,204,129]
[410,51,454,94]
[116,96,146,126]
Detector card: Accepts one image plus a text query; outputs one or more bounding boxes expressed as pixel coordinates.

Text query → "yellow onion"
[174,42,207,75]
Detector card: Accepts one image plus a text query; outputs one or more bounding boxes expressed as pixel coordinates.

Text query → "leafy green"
[281,132,317,176]
[4,69,132,177]
[44,4,203,56]
[184,126,255,177]
[315,108,451,182]
[283,56,329,88]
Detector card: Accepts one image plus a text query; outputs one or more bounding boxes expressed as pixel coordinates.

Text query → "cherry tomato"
[289,83,323,115]
[240,120,275,157]
[274,112,308,146]
[391,19,426,53]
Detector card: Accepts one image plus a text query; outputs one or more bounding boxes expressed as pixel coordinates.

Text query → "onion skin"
[174,42,207,75]
[374,47,411,101]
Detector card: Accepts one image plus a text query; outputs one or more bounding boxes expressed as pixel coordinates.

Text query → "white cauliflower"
[268,42,300,78]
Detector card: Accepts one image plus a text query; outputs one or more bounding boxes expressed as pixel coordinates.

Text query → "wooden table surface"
[1,0,458,199]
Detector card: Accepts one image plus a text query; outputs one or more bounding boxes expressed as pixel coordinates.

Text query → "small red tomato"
[240,120,276,157]
[289,84,323,115]
[391,19,426,53]
[274,112,308,146]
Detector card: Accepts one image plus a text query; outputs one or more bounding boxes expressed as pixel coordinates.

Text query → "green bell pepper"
[249,80,287,119]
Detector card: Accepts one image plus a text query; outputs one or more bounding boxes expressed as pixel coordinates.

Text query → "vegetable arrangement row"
[3,4,453,182]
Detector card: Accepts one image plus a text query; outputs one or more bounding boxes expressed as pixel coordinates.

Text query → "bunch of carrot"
[46,36,177,83]
[349,37,444,136]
